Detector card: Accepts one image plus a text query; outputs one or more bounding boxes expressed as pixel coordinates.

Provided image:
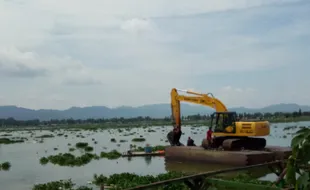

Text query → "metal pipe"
[176,89,215,98]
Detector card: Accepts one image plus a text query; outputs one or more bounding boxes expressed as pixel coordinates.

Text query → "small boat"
[122,150,165,157]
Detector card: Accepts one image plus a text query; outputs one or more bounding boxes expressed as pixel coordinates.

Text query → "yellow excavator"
[170,88,270,150]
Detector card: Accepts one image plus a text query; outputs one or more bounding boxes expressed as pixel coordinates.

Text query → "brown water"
[0,121,307,190]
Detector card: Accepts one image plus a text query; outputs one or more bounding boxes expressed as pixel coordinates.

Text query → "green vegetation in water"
[100,150,122,159]
[0,133,12,136]
[93,172,276,190]
[33,172,188,190]
[32,172,274,190]
[0,161,11,171]
[39,153,99,167]
[93,172,188,189]
[75,142,88,148]
[39,157,49,165]
[75,142,94,152]
[35,134,54,138]
[84,146,94,152]
[32,179,92,190]
[39,149,122,166]
[132,137,146,142]
[0,138,24,144]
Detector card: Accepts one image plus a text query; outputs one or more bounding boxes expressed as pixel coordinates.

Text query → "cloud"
[62,76,104,86]
[0,47,104,86]
[0,0,309,109]
[121,18,155,33]
[0,47,49,78]
[216,86,259,108]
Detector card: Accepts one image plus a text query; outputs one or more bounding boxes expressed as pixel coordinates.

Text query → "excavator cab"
[210,112,237,133]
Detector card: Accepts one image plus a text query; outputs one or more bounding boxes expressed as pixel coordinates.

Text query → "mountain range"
[0,103,309,121]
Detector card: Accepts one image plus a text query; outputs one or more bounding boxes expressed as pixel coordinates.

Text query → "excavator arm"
[170,88,228,129]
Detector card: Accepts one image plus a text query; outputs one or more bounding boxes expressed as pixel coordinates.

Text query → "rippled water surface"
[0,121,308,190]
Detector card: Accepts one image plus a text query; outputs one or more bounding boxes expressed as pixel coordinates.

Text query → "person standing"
[206,127,213,147]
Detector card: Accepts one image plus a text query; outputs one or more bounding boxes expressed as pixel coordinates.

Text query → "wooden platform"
[122,151,165,157]
[165,146,291,166]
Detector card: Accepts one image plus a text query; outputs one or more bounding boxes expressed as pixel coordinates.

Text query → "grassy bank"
[32,172,275,190]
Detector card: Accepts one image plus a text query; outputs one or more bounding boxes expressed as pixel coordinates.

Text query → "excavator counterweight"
[169,88,270,151]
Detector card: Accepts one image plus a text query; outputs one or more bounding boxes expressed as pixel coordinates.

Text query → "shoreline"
[0,118,309,131]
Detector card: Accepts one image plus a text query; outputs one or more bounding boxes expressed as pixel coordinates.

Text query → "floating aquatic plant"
[0,161,11,170]
[84,146,94,152]
[132,138,146,142]
[100,150,122,160]
[40,157,49,165]
[39,149,123,167]
[0,138,24,144]
[75,142,88,148]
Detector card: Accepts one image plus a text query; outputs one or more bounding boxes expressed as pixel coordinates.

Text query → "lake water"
[0,121,308,190]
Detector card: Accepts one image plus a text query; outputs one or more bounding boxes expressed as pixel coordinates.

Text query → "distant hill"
[0,103,309,121]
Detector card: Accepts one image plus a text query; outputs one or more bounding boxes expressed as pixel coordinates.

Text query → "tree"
[286,128,310,189]
[0,110,308,127]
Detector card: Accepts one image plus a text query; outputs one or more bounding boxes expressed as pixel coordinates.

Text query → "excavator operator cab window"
[211,112,236,133]
[211,113,222,132]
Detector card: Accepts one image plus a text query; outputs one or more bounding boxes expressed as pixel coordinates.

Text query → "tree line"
[0,109,309,127]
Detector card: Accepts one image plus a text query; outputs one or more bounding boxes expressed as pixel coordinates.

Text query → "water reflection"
[144,156,152,165]
[165,159,272,179]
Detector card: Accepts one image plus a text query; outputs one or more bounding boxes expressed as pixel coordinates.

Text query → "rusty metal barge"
[165,145,291,166]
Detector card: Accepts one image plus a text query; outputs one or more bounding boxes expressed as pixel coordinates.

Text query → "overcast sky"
[0,0,309,110]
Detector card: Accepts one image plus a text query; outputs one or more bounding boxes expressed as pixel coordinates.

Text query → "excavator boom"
[171,88,227,129]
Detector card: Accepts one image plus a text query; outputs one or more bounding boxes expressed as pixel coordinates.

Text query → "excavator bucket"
[167,131,184,146]
[167,131,174,145]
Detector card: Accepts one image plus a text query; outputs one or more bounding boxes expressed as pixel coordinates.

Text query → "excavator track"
[213,136,266,151]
